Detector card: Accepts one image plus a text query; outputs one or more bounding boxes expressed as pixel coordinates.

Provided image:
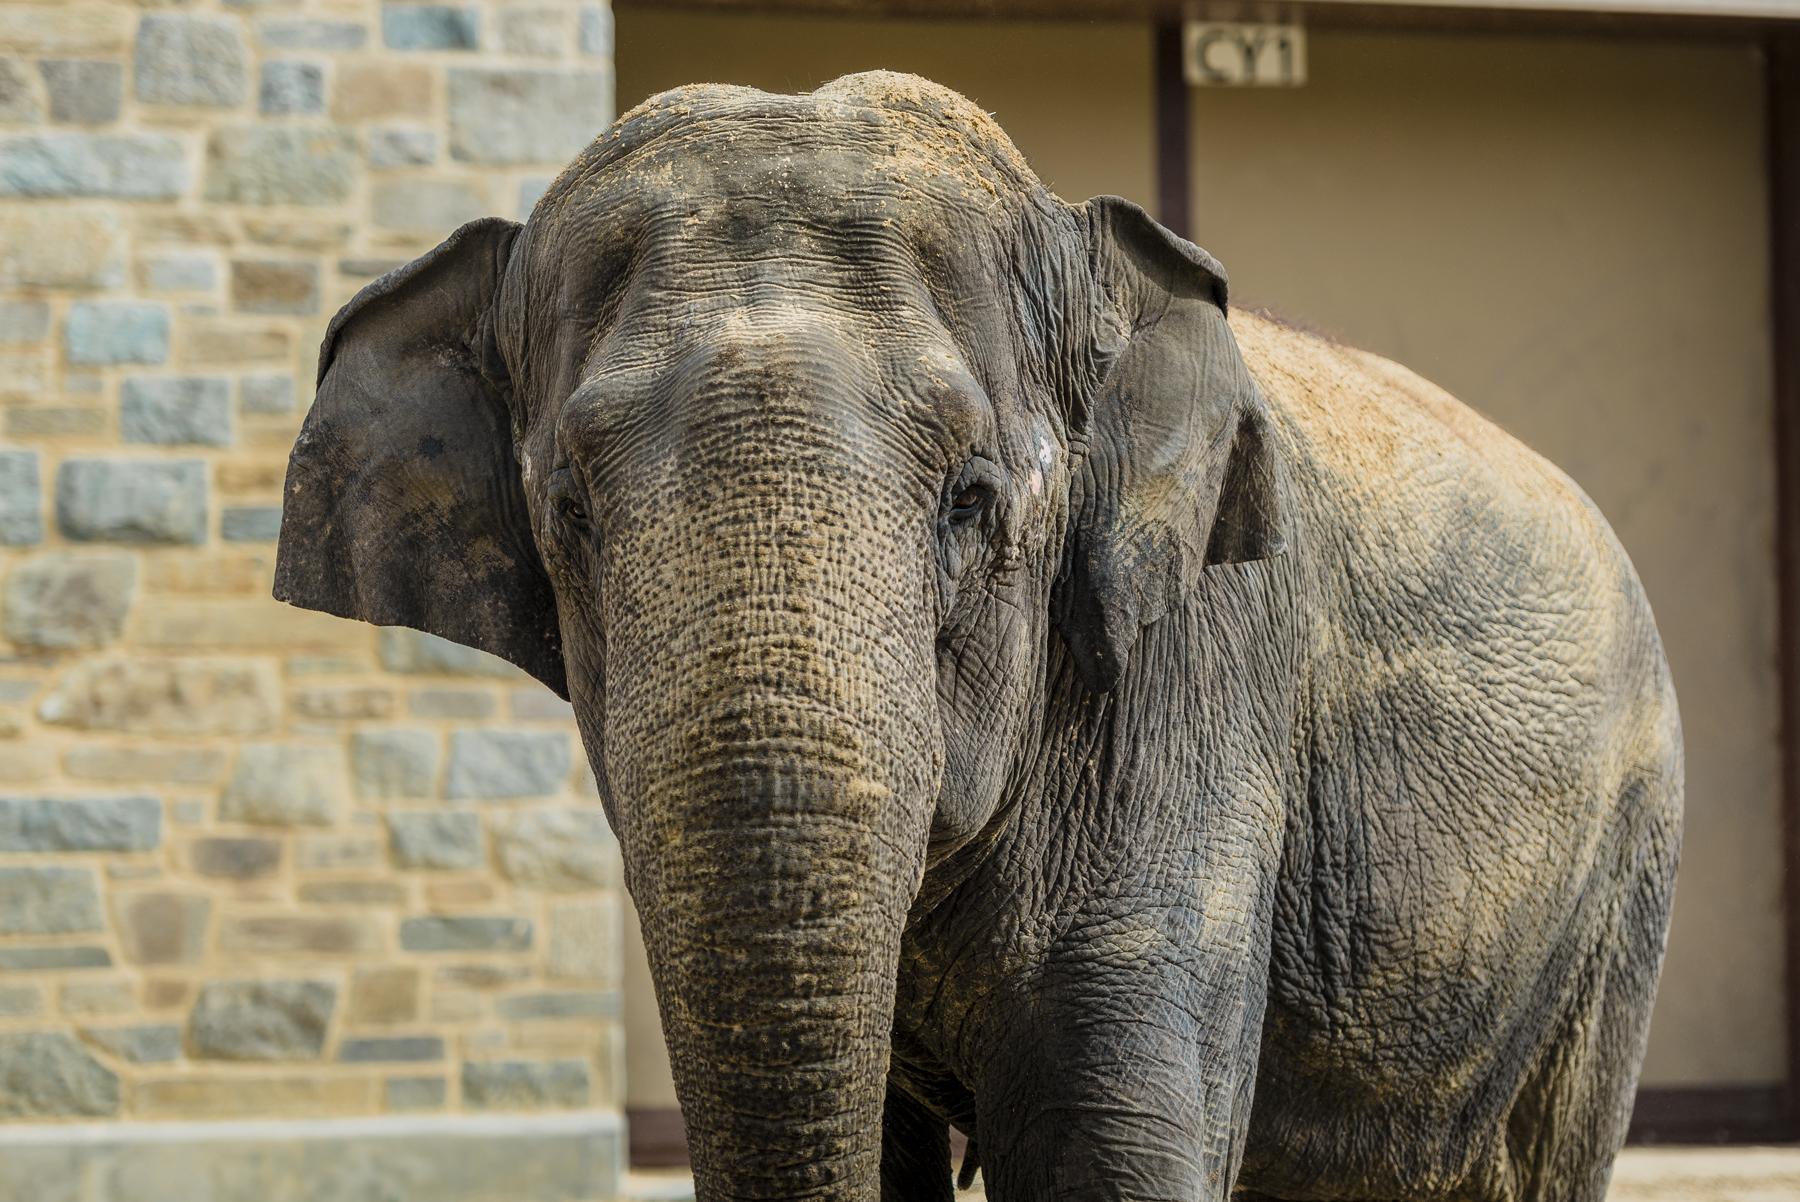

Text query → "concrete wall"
[0,3,626,1197]
[617,7,1783,1093]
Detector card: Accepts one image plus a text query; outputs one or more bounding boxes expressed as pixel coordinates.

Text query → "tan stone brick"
[180,320,292,368]
[332,61,435,122]
[435,963,531,992]
[65,745,227,786]
[0,5,132,56]
[143,978,190,1012]
[0,348,48,401]
[240,219,354,252]
[295,833,382,872]
[231,260,320,316]
[59,977,135,1017]
[134,211,236,249]
[290,686,395,721]
[135,599,358,650]
[298,879,407,907]
[135,1075,376,1119]
[215,461,287,496]
[114,891,211,965]
[0,741,53,784]
[143,552,274,596]
[547,896,618,985]
[0,208,125,290]
[431,990,484,1022]
[39,657,281,736]
[425,879,497,908]
[6,407,108,439]
[245,425,307,450]
[347,966,419,1026]
[219,915,383,957]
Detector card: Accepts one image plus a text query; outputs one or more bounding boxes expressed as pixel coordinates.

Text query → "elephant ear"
[1054,196,1287,692]
[274,217,566,698]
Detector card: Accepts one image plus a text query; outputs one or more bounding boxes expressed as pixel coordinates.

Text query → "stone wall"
[0,3,624,1198]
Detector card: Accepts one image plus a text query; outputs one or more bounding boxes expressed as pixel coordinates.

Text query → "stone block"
[449,68,610,166]
[400,915,532,953]
[291,684,392,719]
[499,8,571,57]
[0,449,40,544]
[80,1024,181,1063]
[59,977,135,1016]
[121,377,232,446]
[3,551,136,649]
[0,6,130,56]
[296,833,381,871]
[348,966,419,1025]
[372,177,489,235]
[368,127,437,168]
[181,319,293,366]
[385,1075,446,1109]
[39,657,280,736]
[0,1032,118,1117]
[231,259,319,314]
[381,626,524,677]
[384,4,480,51]
[220,505,282,542]
[221,743,346,827]
[547,896,618,983]
[135,14,248,108]
[462,1059,588,1110]
[297,879,406,906]
[427,878,496,907]
[0,795,160,852]
[339,1036,444,1063]
[0,133,187,199]
[41,60,122,125]
[0,945,110,971]
[65,301,169,365]
[410,687,496,720]
[259,19,369,52]
[205,126,356,206]
[239,373,296,415]
[496,990,617,1021]
[143,254,216,292]
[137,598,360,650]
[0,209,124,289]
[113,891,210,965]
[493,807,617,889]
[220,915,382,957]
[188,979,336,1061]
[189,836,281,880]
[332,60,433,122]
[260,61,323,116]
[0,300,48,343]
[446,730,572,801]
[146,550,273,596]
[579,5,612,57]
[56,459,207,545]
[0,866,102,934]
[5,407,102,440]
[435,963,528,990]
[352,729,438,800]
[388,810,483,870]
[0,985,41,1017]
[512,687,575,721]
[0,57,42,123]
[66,746,224,786]
[134,1075,372,1119]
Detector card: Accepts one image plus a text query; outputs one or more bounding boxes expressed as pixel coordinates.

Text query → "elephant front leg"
[973,936,1269,1202]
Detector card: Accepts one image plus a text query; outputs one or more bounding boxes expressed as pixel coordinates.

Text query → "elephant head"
[275,72,1284,1201]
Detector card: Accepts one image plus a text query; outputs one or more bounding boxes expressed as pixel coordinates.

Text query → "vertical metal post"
[1153,19,1192,239]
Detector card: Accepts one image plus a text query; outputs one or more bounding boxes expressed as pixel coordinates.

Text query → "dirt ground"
[624,1147,1800,1201]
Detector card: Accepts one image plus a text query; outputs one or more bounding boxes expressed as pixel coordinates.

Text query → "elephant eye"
[548,469,589,528]
[946,458,1000,529]
[948,485,988,526]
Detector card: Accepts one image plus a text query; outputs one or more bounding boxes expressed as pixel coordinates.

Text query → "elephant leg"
[882,1079,954,1202]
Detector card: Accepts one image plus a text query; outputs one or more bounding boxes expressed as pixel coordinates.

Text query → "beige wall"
[617,9,1781,1094]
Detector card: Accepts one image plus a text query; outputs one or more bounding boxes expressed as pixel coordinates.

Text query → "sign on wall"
[1183,21,1307,87]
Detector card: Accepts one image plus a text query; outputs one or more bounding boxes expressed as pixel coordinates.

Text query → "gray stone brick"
[462,1059,588,1110]
[493,807,617,889]
[447,730,571,801]
[495,990,617,1021]
[65,302,169,365]
[0,133,188,198]
[189,836,281,880]
[188,979,335,1061]
[499,8,570,58]
[579,5,612,57]
[259,60,323,115]
[339,1036,445,1063]
[0,796,160,852]
[0,986,39,1017]
[0,1033,118,1118]
[0,449,41,545]
[409,688,495,720]
[3,551,136,649]
[113,891,210,965]
[368,127,437,169]
[221,743,346,826]
[385,1075,447,1109]
[57,459,207,545]
[205,126,356,206]
[511,687,574,721]
[144,254,216,293]
[384,4,480,51]
[238,372,295,414]
[40,60,122,125]
[0,945,110,971]
[0,866,103,934]
[400,915,532,953]
[258,19,369,52]
[0,58,42,123]
[381,627,524,678]
[135,15,249,108]
[372,178,488,235]
[0,300,48,342]
[121,376,232,446]
[221,505,282,542]
[547,897,615,982]
[353,729,438,800]
[448,68,609,166]
[388,810,482,870]
[80,1024,181,1063]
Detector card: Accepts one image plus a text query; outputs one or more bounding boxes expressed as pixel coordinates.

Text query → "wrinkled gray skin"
[275,73,1682,1202]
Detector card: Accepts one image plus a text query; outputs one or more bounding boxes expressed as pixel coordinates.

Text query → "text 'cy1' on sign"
[1183,21,1306,87]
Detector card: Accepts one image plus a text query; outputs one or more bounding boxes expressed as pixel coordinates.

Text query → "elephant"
[274,72,1682,1202]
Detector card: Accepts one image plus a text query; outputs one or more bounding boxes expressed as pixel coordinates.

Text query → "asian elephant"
[274,72,1681,1202]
